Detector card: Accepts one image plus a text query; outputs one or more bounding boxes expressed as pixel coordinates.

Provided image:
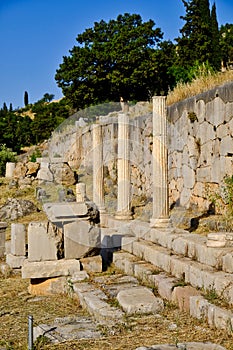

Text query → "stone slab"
[117,286,164,315]
[34,316,102,343]
[44,202,88,219]
[22,259,81,279]
[28,222,60,262]
[11,223,26,256]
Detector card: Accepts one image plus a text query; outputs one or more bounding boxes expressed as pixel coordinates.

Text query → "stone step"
[115,219,233,274]
[113,250,233,333]
[119,239,233,304]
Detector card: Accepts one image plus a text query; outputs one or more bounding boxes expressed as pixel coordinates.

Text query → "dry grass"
[167,69,233,106]
[0,273,233,350]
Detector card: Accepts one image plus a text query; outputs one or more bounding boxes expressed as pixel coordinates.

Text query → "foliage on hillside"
[0,95,71,153]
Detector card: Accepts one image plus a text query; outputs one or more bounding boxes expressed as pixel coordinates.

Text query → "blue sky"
[0,0,232,109]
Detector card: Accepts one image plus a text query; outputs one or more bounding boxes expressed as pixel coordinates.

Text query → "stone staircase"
[104,218,233,333]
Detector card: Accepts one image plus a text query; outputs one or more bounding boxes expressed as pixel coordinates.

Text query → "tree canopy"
[55,13,165,110]
[174,0,221,82]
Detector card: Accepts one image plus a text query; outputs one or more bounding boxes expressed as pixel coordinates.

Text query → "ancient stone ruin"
[1,83,233,347]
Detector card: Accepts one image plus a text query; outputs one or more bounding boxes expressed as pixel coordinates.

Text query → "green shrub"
[0,144,16,176]
[30,149,42,162]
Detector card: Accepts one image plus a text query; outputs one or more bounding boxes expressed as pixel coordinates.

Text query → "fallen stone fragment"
[33,316,102,343]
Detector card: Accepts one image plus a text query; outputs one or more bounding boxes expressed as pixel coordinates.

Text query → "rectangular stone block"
[186,261,215,289]
[80,255,102,273]
[0,230,6,258]
[6,253,26,268]
[170,255,190,279]
[222,252,233,273]
[121,236,137,254]
[129,220,151,239]
[213,305,233,331]
[64,220,100,259]
[11,223,26,256]
[157,276,176,301]
[172,286,201,312]
[189,295,209,320]
[22,259,81,279]
[28,222,61,262]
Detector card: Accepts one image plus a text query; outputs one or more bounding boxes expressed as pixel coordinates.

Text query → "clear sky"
[0,0,232,109]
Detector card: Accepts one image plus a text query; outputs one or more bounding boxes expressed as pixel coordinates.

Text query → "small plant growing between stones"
[30,149,42,162]
[66,278,74,296]
[187,111,198,123]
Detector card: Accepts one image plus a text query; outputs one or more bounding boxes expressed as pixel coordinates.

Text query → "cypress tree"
[24,91,29,106]
[176,0,214,69]
[210,2,221,70]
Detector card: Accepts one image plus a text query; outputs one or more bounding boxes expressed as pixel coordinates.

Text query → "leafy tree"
[55,13,163,109]
[42,93,55,103]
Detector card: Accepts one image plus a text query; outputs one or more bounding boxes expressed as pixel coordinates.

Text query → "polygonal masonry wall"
[48,83,233,214]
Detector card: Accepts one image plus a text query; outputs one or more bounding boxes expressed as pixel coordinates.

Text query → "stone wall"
[48,82,233,214]
[168,81,233,212]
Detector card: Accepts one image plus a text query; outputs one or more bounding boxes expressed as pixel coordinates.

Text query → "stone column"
[92,124,105,213]
[115,113,132,220]
[150,96,170,228]
[76,183,86,202]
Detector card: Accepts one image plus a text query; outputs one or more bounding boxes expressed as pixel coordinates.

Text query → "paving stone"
[34,316,102,343]
[117,286,164,315]
[73,282,124,325]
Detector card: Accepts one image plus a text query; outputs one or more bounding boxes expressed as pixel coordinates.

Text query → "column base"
[150,217,171,228]
[115,210,133,221]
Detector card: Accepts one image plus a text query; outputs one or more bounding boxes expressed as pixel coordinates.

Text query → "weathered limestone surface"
[73,282,124,325]
[28,222,62,262]
[80,255,102,273]
[64,220,100,259]
[117,286,164,315]
[5,162,16,178]
[22,259,81,279]
[6,253,26,269]
[150,96,170,227]
[11,223,26,256]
